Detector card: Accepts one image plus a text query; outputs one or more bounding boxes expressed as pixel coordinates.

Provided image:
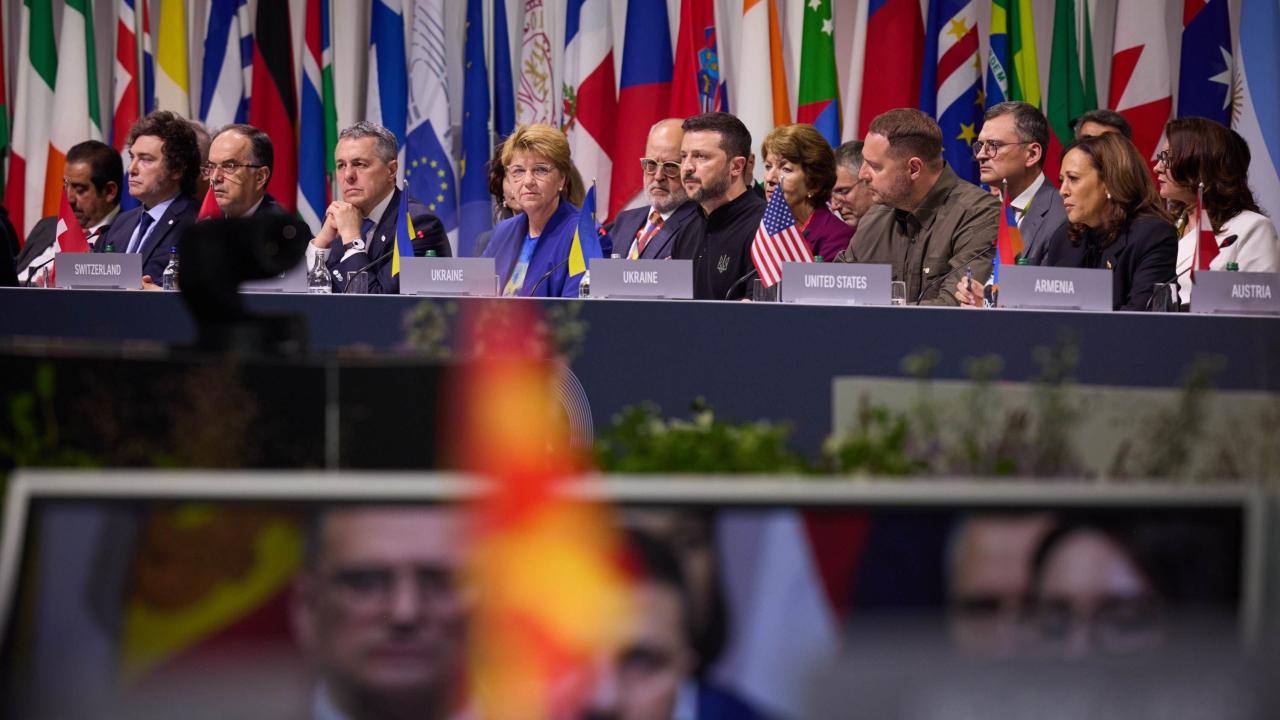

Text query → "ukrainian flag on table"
[391,187,418,278]
[567,186,603,291]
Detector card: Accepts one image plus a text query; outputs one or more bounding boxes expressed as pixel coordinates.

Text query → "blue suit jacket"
[96,194,197,280]
[483,199,584,297]
[1019,178,1069,266]
[606,200,703,260]
[325,187,449,294]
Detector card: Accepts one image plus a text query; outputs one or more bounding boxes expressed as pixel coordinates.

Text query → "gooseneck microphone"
[530,256,571,296]
[725,268,759,300]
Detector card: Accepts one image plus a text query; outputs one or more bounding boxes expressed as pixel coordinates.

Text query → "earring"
[1106,191,1112,200]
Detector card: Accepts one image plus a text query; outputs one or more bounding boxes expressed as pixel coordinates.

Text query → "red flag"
[859,0,924,136]
[1192,184,1218,280]
[197,185,222,221]
[669,0,720,117]
[50,191,90,287]
[249,0,297,212]
[997,184,1024,264]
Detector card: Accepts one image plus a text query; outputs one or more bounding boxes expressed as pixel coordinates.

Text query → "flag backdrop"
[859,0,924,136]
[492,0,517,139]
[459,0,492,257]
[797,0,841,146]
[738,0,791,183]
[405,0,459,246]
[198,0,251,129]
[154,0,189,114]
[1233,0,1280,219]
[1045,0,1097,181]
[112,0,154,212]
[3,0,56,240]
[609,0,673,218]
[1110,0,1172,161]
[45,0,102,218]
[562,0,617,218]
[1178,0,1233,127]
[517,0,557,126]
[985,0,1040,108]
[297,0,336,234]
[670,0,723,119]
[368,0,408,151]
[920,0,982,184]
[0,9,9,199]
[249,0,297,212]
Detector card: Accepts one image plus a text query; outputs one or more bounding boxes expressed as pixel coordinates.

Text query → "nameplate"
[399,257,498,297]
[241,260,307,293]
[1191,271,1280,316]
[998,265,1112,311]
[781,263,891,305]
[55,252,141,289]
[589,258,693,299]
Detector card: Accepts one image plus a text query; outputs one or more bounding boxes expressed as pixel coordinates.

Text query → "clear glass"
[308,253,332,294]
[1149,282,1179,312]
[578,270,592,298]
[751,278,779,302]
[344,270,371,295]
[890,281,907,306]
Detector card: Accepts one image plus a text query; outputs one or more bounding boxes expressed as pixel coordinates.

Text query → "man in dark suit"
[97,111,201,286]
[307,121,448,294]
[16,140,123,284]
[205,124,313,243]
[974,101,1068,266]
[607,118,703,260]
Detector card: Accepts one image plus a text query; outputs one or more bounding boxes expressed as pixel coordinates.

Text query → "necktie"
[630,210,664,259]
[127,212,156,254]
[361,218,375,246]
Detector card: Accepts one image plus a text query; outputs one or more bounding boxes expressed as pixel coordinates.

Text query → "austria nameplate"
[1191,271,1280,316]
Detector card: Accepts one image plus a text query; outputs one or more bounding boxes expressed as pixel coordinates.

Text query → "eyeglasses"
[1154,149,1172,166]
[201,161,265,178]
[640,158,682,178]
[971,140,1035,158]
[506,164,556,182]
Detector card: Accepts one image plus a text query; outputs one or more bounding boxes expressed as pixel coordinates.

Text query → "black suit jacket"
[14,217,57,282]
[325,187,449,294]
[97,194,198,280]
[1043,214,1178,311]
[251,193,314,243]
[607,201,703,260]
[0,205,19,287]
[1019,179,1069,266]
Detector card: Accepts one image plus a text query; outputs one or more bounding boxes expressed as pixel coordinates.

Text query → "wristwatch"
[344,237,366,252]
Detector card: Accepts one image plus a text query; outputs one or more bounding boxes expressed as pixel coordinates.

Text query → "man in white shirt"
[15,140,122,284]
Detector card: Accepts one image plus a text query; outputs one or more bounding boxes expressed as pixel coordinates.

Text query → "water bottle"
[578,269,591,298]
[161,246,179,291]
[1226,261,1240,272]
[814,255,824,263]
[426,249,438,257]
[103,241,116,253]
[308,252,332,294]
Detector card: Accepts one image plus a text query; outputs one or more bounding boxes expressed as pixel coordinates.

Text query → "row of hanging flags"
[2,0,1277,249]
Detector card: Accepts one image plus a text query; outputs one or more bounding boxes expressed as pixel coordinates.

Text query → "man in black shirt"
[672,112,765,300]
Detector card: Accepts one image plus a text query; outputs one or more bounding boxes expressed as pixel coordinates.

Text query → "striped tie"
[629,210,663,259]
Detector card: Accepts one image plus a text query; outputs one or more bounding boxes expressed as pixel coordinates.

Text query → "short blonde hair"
[500,124,573,181]
[760,124,838,205]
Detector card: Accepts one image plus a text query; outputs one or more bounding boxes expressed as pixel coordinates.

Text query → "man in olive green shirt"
[836,108,999,305]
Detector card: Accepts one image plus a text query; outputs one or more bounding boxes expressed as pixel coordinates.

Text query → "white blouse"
[1175,209,1280,304]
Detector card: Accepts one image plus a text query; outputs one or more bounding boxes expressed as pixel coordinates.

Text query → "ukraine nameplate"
[998,265,1112,311]
[399,257,498,297]
[241,260,308,293]
[782,263,891,305]
[1191,271,1280,316]
[590,258,693,299]
[55,252,141,289]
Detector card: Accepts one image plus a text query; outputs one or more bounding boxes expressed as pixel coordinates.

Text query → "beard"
[687,172,731,205]
[649,184,688,214]
[873,172,914,209]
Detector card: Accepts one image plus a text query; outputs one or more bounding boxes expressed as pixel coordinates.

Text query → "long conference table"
[3,287,1279,455]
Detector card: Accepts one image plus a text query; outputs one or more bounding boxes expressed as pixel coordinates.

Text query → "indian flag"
[45,0,102,219]
[737,0,791,183]
[3,0,56,239]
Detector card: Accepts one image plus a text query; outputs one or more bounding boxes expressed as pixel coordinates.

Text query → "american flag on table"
[751,187,813,288]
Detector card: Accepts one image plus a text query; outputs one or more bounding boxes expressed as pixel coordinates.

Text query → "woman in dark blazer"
[759,124,853,262]
[1045,133,1177,311]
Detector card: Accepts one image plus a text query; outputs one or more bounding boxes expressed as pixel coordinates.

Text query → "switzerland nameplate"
[399,257,498,297]
[998,265,1112,311]
[241,260,308,293]
[55,252,141,289]
[590,258,693,299]
[781,263,891,305]
[1191,271,1280,316]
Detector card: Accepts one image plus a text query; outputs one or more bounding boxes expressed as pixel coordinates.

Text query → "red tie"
[631,210,664,259]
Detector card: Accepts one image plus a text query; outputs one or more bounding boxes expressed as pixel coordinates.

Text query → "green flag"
[1046,0,1098,179]
[796,0,840,146]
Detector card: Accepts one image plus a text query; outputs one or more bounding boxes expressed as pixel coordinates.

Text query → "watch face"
[350,238,366,252]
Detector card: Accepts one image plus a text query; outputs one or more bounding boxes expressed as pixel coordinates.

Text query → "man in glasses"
[607,119,703,261]
[830,140,876,231]
[835,108,998,305]
[973,101,1065,266]
[291,505,471,720]
[205,124,301,224]
[97,110,202,285]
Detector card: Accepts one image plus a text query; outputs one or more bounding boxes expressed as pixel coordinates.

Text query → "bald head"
[643,118,688,213]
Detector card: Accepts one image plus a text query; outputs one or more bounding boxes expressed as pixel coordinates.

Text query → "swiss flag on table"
[50,192,90,287]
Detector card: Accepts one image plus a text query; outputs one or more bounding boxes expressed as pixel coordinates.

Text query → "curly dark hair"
[1063,133,1171,249]
[127,110,202,198]
[1163,117,1263,232]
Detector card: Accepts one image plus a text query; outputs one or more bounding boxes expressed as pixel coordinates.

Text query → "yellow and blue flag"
[392,187,417,277]
[567,185,603,279]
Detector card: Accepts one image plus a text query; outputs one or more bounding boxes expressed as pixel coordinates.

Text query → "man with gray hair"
[607,118,703,260]
[830,140,876,230]
[308,121,449,293]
